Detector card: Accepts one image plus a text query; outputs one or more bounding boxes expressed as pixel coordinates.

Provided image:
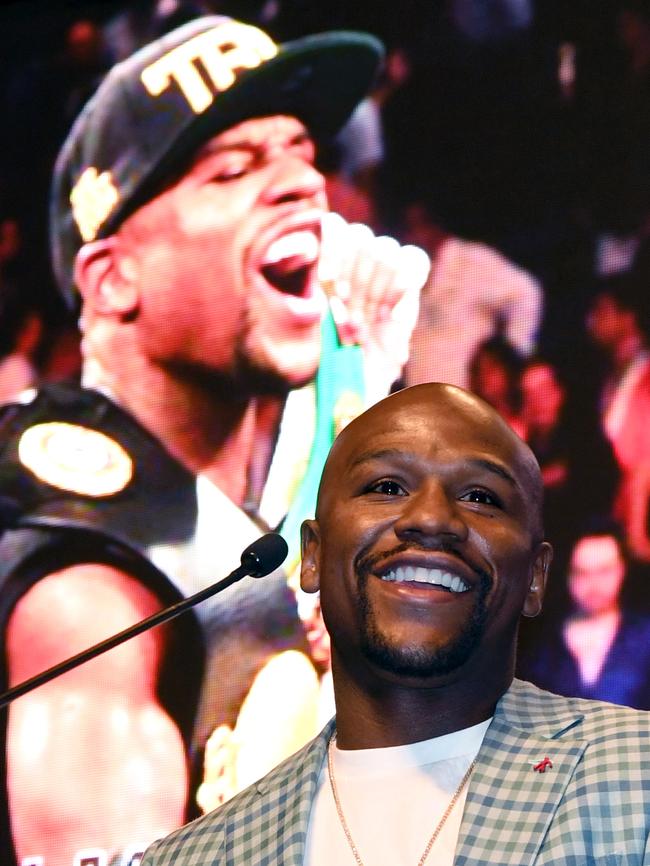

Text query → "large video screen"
[1,2,649,865]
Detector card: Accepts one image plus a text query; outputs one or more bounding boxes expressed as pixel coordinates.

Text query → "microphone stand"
[0,557,255,710]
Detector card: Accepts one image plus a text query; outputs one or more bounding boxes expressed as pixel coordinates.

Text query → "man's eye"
[460,488,502,507]
[366,479,407,496]
[211,162,250,182]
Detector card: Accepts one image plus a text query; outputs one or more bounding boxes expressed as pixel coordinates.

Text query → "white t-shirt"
[304,719,491,866]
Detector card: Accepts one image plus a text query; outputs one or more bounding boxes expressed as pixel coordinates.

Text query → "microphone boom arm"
[0,531,288,710]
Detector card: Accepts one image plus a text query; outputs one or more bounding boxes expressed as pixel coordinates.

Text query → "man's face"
[116,115,328,392]
[568,534,625,616]
[471,351,510,405]
[521,363,564,430]
[586,294,630,353]
[301,385,550,686]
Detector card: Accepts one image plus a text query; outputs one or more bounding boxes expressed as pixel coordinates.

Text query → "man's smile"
[360,545,488,595]
[379,566,470,593]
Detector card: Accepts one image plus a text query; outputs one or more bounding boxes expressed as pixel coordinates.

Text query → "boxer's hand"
[196,723,239,813]
[318,213,430,378]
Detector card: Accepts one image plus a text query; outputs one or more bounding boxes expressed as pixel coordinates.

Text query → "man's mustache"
[354,540,493,589]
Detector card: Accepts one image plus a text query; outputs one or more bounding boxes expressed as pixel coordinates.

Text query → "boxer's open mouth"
[259,228,320,298]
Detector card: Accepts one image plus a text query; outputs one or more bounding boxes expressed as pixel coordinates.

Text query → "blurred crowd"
[1,0,650,708]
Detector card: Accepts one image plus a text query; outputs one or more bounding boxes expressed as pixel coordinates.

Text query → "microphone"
[0,532,288,710]
[240,531,288,577]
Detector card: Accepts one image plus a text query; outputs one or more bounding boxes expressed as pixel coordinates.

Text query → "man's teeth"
[381,567,469,593]
[263,230,319,265]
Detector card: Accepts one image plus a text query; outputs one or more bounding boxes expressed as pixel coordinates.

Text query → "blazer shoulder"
[141,721,334,864]
[506,680,650,754]
[573,695,650,747]
[503,678,650,743]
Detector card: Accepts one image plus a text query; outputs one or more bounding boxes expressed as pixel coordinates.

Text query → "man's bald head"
[318,383,545,542]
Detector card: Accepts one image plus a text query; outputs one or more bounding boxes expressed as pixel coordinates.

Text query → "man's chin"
[241,363,317,396]
[247,355,320,395]
[362,632,482,681]
[162,356,306,400]
[194,336,318,397]
[249,330,322,388]
[357,568,491,683]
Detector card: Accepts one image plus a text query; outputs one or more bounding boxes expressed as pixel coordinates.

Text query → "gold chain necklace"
[327,737,476,866]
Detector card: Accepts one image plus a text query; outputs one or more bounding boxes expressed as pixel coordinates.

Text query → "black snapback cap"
[50,16,384,307]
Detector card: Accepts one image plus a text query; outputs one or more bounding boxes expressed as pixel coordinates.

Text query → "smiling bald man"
[143,383,649,866]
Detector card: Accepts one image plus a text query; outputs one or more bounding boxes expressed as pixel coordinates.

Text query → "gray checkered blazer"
[141,679,650,865]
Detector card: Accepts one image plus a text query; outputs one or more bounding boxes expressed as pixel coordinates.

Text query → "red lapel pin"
[533,756,553,773]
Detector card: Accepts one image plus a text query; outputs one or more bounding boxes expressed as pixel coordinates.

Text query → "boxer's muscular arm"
[6,563,188,866]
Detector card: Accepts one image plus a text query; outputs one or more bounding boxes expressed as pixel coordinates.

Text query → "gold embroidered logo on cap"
[140,21,278,114]
[19,422,133,497]
[70,167,120,242]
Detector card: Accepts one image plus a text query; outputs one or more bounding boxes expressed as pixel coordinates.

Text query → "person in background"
[468,335,525,437]
[586,271,650,549]
[626,459,650,562]
[336,43,413,201]
[616,238,650,564]
[519,356,619,567]
[0,205,42,401]
[401,199,542,390]
[519,521,650,710]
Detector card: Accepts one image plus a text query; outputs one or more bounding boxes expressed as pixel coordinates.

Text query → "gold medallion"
[19,422,133,497]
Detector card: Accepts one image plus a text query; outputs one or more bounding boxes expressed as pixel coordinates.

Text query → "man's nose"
[261,155,326,207]
[393,482,468,545]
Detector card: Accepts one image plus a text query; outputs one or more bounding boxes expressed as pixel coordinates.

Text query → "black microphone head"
[240,532,289,578]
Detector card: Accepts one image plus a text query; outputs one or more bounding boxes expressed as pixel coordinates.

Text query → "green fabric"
[279,310,365,573]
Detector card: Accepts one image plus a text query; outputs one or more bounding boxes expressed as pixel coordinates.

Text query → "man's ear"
[300,519,322,594]
[73,237,139,317]
[523,541,553,618]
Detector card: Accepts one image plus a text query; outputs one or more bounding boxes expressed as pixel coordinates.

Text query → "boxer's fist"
[319,213,430,396]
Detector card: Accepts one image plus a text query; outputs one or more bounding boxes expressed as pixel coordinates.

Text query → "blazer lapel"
[252,720,334,866]
[454,680,588,866]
